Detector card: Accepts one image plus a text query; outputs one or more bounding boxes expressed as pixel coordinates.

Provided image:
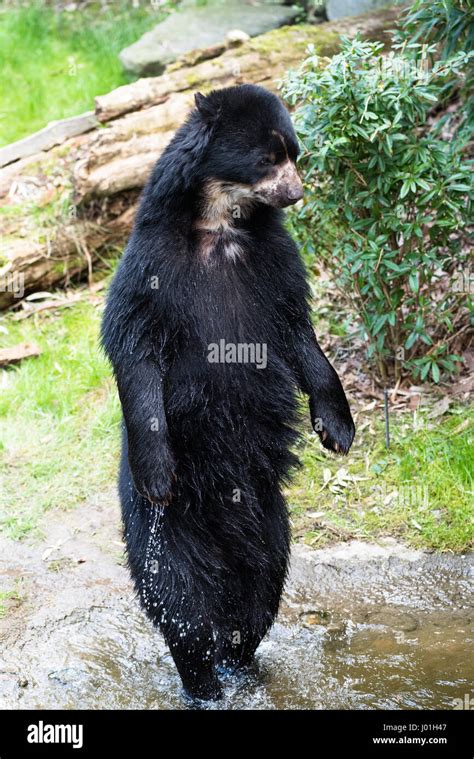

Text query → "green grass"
[0,289,472,551]
[0,1,173,146]
[0,300,121,538]
[0,587,22,618]
[288,405,474,552]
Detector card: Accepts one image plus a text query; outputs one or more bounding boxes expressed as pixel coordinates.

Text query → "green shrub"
[396,0,474,59]
[282,36,473,384]
[395,0,474,137]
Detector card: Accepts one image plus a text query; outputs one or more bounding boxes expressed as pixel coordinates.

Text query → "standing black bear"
[102,84,355,701]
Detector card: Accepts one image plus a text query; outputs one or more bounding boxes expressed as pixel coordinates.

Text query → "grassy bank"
[0,289,472,551]
[0,301,121,538]
[0,1,172,146]
[288,407,473,553]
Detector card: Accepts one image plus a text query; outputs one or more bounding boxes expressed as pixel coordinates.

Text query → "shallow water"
[1,541,472,710]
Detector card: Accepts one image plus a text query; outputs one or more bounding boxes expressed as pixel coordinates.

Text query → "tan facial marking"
[252,159,303,207]
[195,179,254,233]
[194,179,253,262]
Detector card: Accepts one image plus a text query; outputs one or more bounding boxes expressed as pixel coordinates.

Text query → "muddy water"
[2,600,472,710]
[0,503,472,710]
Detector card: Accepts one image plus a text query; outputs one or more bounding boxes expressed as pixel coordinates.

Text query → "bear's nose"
[286,181,304,202]
[282,162,303,205]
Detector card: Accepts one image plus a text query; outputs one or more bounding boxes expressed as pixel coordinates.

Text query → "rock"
[300,609,331,627]
[366,607,419,632]
[226,29,251,47]
[119,0,299,76]
[327,0,399,22]
[326,621,346,634]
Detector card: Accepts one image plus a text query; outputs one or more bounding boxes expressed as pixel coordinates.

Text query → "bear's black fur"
[102,84,355,701]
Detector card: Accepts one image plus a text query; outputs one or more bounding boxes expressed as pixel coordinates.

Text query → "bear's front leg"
[127,428,176,505]
[288,316,355,455]
[116,358,176,504]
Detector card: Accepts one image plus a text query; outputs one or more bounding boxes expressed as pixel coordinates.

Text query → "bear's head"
[193,84,303,211]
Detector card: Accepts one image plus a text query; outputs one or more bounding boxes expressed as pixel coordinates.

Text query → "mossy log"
[0,8,400,310]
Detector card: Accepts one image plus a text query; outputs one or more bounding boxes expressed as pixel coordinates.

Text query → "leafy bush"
[396,0,474,59]
[282,36,473,384]
[395,0,474,137]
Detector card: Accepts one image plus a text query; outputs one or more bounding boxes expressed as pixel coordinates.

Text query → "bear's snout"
[253,160,303,208]
[282,177,304,205]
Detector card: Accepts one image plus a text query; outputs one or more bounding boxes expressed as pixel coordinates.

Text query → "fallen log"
[74,93,196,201]
[12,281,106,320]
[0,342,41,366]
[0,111,98,170]
[0,8,401,310]
[0,204,137,310]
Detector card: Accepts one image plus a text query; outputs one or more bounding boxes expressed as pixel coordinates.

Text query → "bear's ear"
[194,92,221,124]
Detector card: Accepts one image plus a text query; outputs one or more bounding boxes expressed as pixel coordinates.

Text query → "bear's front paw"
[136,476,175,506]
[310,397,355,455]
[130,446,176,505]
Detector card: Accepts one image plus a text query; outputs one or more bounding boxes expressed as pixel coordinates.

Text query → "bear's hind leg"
[138,559,223,701]
[160,613,222,701]
[121,456,222,701]
[216,622,267,672]
[215,488,289,673]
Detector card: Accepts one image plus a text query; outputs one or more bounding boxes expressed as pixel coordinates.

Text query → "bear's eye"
[258,156,274,168]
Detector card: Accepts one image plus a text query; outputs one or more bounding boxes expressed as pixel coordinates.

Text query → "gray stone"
[366,607,419,632]
[326,0,399,22]
[119,0,299,77]
[300,608,332,627]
